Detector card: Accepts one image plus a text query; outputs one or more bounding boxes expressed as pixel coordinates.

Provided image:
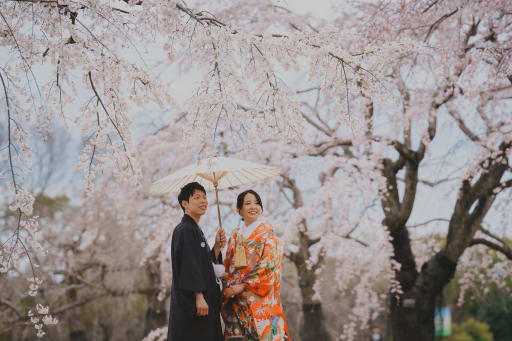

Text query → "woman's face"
[238,193,261,225]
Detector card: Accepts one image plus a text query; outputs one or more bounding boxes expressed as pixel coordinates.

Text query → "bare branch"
[445,143,509,260]
[52,294,107,314]
[397,176,459,187]
[0,298,23,318]
[469,238,512,260]
[407,218,450,228]
[176,3,226,27]
[296,87,320,94]
[424,8,459,42]
[0,9,42,100]
[341,235,369,247]
[279,174,304,208]
[87,71,134,172]
[392,67,411,146]
[422,0,439,13]
[0,71,16,193]
[340,59,350,118]
[447,107,480,142]
[308,138,352,156]
[479,225,509,243]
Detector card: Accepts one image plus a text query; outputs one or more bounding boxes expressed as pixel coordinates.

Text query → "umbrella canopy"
[148,156,281,195]
[149,156,281,268]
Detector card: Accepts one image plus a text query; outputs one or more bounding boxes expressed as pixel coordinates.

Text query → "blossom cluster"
[28,304,59,338]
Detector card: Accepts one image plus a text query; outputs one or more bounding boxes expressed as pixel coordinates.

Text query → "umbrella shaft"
[214,180,223,230]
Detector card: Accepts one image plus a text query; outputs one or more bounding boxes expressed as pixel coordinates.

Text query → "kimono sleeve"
[223,233,235,272]
[244,234,279,297]
[221,234,236,298]
[176,227,207,293]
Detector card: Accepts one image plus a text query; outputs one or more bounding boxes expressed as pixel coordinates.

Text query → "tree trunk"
[301,300,329,341]
[296,266,329,341]
[69,330,87,341]
[281,175,330,340]
[390,291,436,341]
[143,260,168,336]
[389,249,457,341]
[143,298,167,336]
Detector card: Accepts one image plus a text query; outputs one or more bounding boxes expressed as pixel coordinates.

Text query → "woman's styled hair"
[178,182,206,212]
[236,189,263,215]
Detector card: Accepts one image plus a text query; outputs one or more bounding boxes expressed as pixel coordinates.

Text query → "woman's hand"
[227,284,245,297]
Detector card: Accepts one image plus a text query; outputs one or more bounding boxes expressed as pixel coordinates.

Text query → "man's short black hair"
[178,182,207,212]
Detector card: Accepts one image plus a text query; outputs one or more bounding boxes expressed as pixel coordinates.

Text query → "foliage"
[450,318,494,341]
[465,285,512,341]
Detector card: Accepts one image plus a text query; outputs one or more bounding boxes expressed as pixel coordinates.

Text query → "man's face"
[182,189,208,218]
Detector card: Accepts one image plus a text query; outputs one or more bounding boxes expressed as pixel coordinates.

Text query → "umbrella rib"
[238,170,255,184]
[161,180,172,194]
[193,174,205,189]
[246,167,268,180]
[176,176,190,192]
[246,168,263,178]
[178,174,194,192]
[224,174,235,187]
[230,170,246,185]
[243,168,262,181]
[250,167,273,180]
[199,175,209,190]
[252,167,277,178]
[168,178,178,193]
[169,178,180,193]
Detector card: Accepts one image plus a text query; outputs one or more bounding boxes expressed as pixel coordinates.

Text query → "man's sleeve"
[176,227,207,292]
[210,249,223,264]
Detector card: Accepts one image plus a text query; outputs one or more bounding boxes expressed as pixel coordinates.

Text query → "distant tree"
[451,318,494,341]
[465,284,512,341]
[2,0,511,340]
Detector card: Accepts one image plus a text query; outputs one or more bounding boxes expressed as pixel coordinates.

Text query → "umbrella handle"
[214,181,223,230]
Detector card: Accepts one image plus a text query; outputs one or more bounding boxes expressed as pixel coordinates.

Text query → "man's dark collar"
[183,213,199,226]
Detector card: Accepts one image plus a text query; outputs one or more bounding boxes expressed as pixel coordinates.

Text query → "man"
[167,182,227,341]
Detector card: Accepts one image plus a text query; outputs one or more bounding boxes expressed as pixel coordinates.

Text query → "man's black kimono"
[167,214,223,341]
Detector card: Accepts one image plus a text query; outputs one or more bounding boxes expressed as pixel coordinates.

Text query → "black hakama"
[167,214,223,341]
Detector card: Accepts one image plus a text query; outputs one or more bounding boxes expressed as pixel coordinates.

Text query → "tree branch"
[469,238,512,260]
[0,71,16,193]
[447,107,480,142]
[0,298,22,318]
[445,142,510,260]
[308,138,352,156]
[176,3,226,27]
[300,110,332,137]
[397,176,458,187]
[406,218,450,228]
[424,8,459,42]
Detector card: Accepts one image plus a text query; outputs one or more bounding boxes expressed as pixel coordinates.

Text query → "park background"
[1,0,511,340]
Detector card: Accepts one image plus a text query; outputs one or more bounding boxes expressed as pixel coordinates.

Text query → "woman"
[221,190,290,341]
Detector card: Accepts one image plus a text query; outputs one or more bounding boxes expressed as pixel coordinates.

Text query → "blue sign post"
[434,307,452,337]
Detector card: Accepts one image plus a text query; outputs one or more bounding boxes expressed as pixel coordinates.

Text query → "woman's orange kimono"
[221,222,290,341]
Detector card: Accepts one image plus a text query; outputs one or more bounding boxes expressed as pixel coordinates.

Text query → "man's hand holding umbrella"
[213,228,227,260]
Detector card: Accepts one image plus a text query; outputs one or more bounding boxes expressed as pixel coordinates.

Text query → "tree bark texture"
[383,141,509,341]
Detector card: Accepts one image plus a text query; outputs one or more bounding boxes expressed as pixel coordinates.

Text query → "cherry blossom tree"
[1,0,511,340]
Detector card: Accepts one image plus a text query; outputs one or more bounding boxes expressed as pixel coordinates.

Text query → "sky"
[1,0,510,243]
[275,0,337,17]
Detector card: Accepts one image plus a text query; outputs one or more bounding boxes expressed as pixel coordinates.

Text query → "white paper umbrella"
[148,156,282,229]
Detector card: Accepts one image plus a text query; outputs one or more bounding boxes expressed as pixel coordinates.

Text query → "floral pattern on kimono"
[221,222,290,341]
